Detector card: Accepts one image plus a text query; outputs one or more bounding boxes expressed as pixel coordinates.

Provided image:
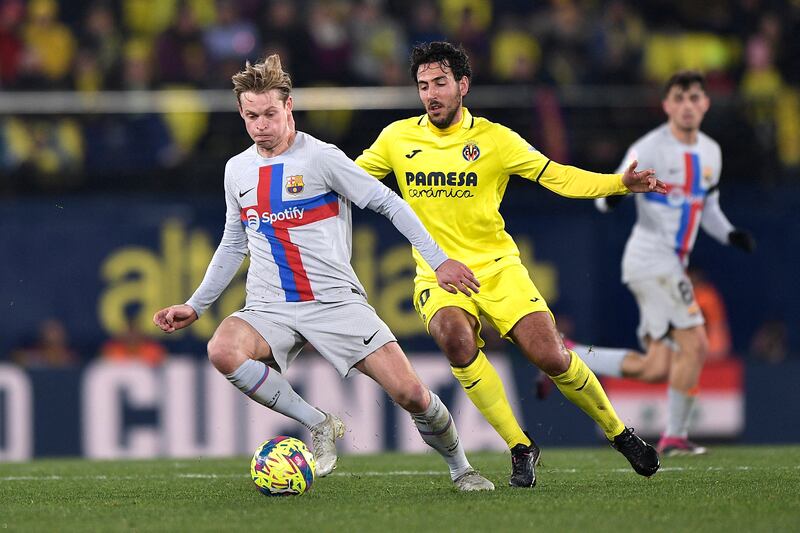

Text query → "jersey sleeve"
[700,142,732,244]
[322,144,448,270]
[355,125,394,180]
[363,190,449,271]
[537,161,628,198]
[185,161,248,316]
[494,125,627,198]
[700,188,734,244]
[492,125,550,179]
[320,143,391,208]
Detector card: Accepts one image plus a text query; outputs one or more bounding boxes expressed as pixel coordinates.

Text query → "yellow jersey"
[355,108,628,281]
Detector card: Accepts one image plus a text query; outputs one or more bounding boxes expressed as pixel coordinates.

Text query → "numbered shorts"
[232,297,396,378]
[626,269,705,345]
[413,258,551,347]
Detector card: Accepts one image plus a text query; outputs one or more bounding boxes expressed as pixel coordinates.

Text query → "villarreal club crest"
[462,141,480,162]
[286,175,304,195]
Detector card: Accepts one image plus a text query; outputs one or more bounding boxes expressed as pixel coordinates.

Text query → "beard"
[428,95,462,129]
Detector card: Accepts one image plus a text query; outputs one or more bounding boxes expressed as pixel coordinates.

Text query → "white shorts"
[626,269,705,346]
[232,297,396,378]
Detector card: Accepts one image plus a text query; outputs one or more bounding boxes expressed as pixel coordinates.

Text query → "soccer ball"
[250,436,316,496]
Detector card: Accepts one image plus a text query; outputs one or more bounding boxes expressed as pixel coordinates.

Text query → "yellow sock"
[451,350,530,448]
[551,350,626,440]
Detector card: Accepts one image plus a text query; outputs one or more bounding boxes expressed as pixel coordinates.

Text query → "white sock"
[225,359,326,429]
[577,343,627,378]
[666,387,695,438]
[410,391,471,480]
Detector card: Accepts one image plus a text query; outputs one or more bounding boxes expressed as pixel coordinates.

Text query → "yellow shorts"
[413,258,551,347]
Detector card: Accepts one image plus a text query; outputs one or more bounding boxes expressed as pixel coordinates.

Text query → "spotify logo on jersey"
[246,209,260,230]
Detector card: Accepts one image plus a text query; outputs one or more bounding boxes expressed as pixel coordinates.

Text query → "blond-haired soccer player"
[356,41,664,487]
[571,71,755,456]
[153,54,495,491]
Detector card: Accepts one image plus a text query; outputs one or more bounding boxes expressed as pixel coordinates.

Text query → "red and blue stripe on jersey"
[644,152,706,262]
[240,163,340,302]
[674,153,704,262]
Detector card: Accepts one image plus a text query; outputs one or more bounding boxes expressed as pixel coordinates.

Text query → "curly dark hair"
[663,70,706,97]
[410,41,472,83]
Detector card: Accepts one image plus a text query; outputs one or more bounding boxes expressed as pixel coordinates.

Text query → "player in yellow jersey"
[355,42,664,487]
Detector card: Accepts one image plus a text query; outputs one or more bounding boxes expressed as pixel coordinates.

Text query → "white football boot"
[453,470,495,491]
[310,412,345,477]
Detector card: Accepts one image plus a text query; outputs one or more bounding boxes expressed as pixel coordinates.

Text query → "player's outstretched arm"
[153,304,199,333]
[435,259,481,296]
[621,160,666,194]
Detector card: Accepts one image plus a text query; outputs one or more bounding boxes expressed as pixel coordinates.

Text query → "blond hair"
[231,54,292,105]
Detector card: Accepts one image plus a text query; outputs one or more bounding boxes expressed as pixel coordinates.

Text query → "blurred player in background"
[573,71,756,456]
[153,55,495,491]
[356,41,665,487]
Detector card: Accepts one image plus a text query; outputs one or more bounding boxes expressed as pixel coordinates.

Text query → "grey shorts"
[232,297,396,378]
[626,269,705,346]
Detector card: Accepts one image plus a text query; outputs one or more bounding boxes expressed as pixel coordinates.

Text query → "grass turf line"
[1,445,798,532]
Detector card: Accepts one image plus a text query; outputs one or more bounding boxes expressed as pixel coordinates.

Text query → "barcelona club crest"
[702,166,714,186]
[286,175,304,195]
[462,141,480,162]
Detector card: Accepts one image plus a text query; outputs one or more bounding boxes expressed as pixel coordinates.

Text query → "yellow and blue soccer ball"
[250,436,316,496]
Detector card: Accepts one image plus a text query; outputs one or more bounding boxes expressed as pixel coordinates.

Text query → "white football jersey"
[615,124,733,283]
[187,132,447,314]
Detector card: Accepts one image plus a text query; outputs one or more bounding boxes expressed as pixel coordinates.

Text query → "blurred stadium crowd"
[1,1,796,368]
[1,0,799,193]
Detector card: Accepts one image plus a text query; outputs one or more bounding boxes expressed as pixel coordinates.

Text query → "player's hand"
[435,259,480,296]
[728,228,756,253]
[621,160,666,194]
[153,304,198,333]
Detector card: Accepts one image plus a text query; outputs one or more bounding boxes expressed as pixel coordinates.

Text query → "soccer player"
[355,41,664,487]
[153,55,494,491]
[574,70,755,456]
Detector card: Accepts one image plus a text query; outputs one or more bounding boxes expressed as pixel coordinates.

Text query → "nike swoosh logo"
[363,330,379,345]
[405,149,422,159]
[530,298,540,303]
[575,374,591,391]
[239,187,256,198]
[465,379,481,390]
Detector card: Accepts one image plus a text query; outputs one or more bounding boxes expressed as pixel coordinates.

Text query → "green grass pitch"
[2,445,798,532]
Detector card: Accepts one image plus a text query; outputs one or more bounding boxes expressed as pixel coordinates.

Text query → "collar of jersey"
[663,122,700,148]
[422,108,473,136]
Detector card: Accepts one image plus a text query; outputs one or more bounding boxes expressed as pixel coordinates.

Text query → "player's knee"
[641,364,669,383]
[393,380,429,413]
[695,334,709,363]
[679,331,709,365]
[539,345,571,376]
[207,336,242,375]
[433,324,477,366]
[689,342,709,368]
